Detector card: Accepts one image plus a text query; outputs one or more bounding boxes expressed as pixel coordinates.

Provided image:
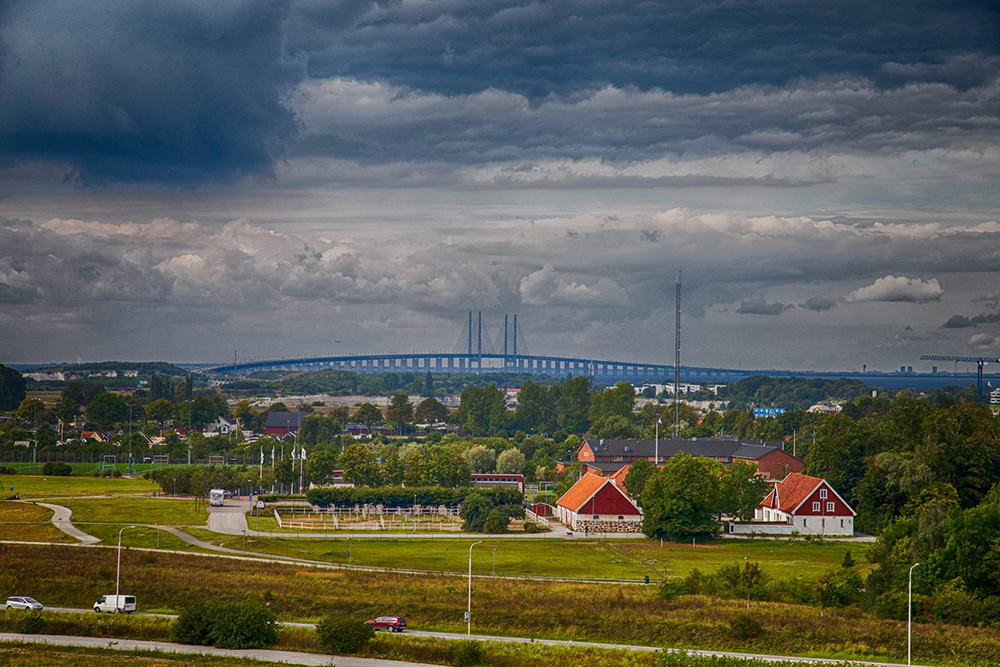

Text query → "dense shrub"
[0,466,16,475]
[728,613,764,641]
[523,521,539,533]
[41,461,72,476]
[449,639,485,666]
[658,578,688,601]
[171,599,277,649]
[19,613,46,634]
[307,485,522,508]
[482,509,508,534]
[315,616,375,653]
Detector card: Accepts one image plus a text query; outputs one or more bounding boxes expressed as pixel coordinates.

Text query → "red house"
[737,472,856,536]
[264,412,306,437]
[555,473,642,533]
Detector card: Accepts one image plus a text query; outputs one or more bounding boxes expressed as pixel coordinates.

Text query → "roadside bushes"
[315,616,374,653]
[172,599,278,649]
[460,491,526,533]
[307,485,523,509]
[41,461,72,476]
[0,466,16,475]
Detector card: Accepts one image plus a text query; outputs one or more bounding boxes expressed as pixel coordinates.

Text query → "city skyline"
[1,1,998,370]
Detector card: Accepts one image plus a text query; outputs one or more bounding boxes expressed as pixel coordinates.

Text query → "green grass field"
[60,497,207,527]
[82,523,201,550]
[1,543,994,666]
[209,534,870,581]
[0,500,62,541]
[0,473,155,498]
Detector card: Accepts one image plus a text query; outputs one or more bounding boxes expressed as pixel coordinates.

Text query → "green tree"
[719,459,769,522]
[428,446,471,487]
[495,448,526,474]
[307,449,341,484]
[414,397,449,423]
[457,385,507,436]
[299,413,342,447]
[353,403,383,426]
[556,376,591,434]
[340,443,380,487]
[463,445,496,473]
[423,371,434,397]
[460,492,492,531]
[145,398,174,426]
[386,392,414,430]
[804,414,868,503]
[641,453,721,539]
[316,617,375,653]
[624,459,656,506]
[85,392,128,429]
[514,380,556,433]
[55,396,81,424]
[589,382,635,422]
[0,364,27,411]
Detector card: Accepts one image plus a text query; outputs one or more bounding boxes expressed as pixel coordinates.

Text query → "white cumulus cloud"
[847,276,943,303]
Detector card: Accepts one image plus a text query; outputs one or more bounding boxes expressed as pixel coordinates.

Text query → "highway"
[31,607,934,667]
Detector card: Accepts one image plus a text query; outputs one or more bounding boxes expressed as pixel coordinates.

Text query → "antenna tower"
[674,270,682,439]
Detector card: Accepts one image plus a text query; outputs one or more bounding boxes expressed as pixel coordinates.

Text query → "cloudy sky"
[1,0,999,371]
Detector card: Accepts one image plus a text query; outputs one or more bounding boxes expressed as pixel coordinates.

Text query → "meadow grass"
[0,543,995,666]
[0,645,278,667]
[59,497,207,527]
[0,501,62,542]
[0,474,154,498]
[208,534,868,581]
[82,523,202,551]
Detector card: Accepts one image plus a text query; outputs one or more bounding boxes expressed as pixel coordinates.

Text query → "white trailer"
[209,488,225,507]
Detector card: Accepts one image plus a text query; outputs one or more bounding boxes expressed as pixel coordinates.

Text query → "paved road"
[0,633,439,667]
[35,502,100,544]
[38,608,933,667]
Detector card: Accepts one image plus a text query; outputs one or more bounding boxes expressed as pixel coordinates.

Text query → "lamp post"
[116,525,136,608]
[468,540,483,636]
[908,562,921,667]
[242,529,247,555]
[492,547,497,576]
[744,556,750,610]
[348,537,352,566]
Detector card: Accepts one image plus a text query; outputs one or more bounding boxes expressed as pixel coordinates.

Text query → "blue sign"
[753,408,786,418]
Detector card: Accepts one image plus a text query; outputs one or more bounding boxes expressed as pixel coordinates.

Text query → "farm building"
[577,437,802,480]
[729,472,856,536]
[555,473,642,533]
[264,412,306,437]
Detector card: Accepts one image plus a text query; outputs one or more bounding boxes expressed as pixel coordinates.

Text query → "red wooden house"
[555,473,642,533]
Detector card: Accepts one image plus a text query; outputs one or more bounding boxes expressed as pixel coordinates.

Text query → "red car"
[366,615,406,632]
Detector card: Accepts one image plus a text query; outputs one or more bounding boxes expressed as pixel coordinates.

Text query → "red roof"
[609,464,631,488]
[762,472,823,512]
[556,473,609,512]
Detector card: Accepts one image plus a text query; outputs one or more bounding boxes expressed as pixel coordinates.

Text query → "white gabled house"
[731,472,856,536]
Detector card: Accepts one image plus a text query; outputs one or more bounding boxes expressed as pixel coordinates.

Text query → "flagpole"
[655,417,659,465]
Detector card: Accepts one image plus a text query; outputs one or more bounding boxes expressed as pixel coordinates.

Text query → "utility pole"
[674,270,682,439]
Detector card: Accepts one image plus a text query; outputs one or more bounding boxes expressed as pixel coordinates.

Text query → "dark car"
[365,615,406,632]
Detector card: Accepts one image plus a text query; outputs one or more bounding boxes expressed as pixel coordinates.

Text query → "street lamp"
[908,562,921,667]
[348,537,352,566]
[242,529,247,555]
[492,547,497,576]
[116,525,136,608]
[468,540,483,636]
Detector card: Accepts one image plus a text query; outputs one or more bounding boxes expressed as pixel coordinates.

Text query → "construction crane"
[920,355,1000,401]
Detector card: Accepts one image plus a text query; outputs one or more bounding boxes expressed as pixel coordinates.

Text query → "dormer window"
[820,489,828,499]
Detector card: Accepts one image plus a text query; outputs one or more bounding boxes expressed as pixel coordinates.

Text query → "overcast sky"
[1,0,999,371]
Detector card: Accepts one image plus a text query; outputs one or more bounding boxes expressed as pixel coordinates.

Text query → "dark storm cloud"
[736,298,792,316]
[292,76,1000,167]
[290,0,1000,97]
[942,311,1000,328]
[800,297,838,311]
[0,0,302,185]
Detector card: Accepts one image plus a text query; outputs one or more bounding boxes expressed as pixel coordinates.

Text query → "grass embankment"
[208,534,867,581]
[0,543,993,666]
[0,645,271,667]
[0,474,154,498]
[63,497,207,527]
[0,501,62,542]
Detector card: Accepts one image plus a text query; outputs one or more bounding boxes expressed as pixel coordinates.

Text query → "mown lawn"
[59,496,207,527]
[0,501,62,541]
[1,474,154,498]
[209,534,869,582]
[83,523,201,551]
[0,543,994,666]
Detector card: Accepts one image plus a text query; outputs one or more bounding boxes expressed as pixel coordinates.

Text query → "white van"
[94,595,136,613]
[209,489,225,507]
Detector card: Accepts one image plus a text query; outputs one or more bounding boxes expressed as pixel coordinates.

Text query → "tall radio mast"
[674,270,682,439]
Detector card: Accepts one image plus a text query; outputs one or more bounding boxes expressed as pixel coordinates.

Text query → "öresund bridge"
[202,312,995,390]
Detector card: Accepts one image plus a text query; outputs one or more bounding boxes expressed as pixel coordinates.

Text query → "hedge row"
[306,485,523,508]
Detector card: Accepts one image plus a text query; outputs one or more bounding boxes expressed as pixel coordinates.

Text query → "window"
[820,489,828,499]
[827,502,835,512]
[840,519,844,528]
[617,515,624,520]
[593,515,599,520]
[812,502,820,511]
